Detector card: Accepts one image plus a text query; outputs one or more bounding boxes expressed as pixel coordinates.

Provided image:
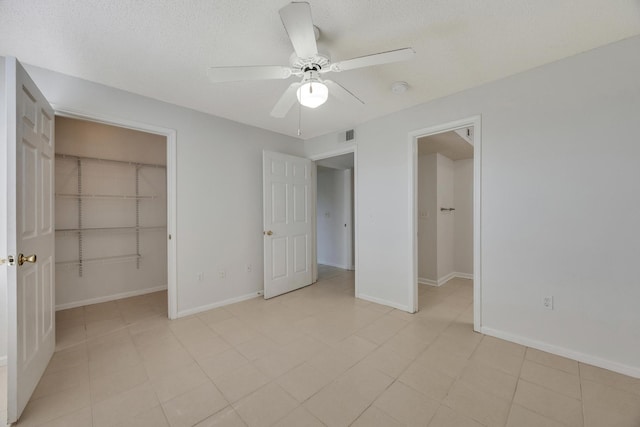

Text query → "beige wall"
[454,159,474,275]
[56,117,166,164]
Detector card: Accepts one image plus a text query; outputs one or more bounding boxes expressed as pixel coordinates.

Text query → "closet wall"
[418,152,473,285]
[55,117,167,309]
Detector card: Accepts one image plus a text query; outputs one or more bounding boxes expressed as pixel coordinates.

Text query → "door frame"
[53,107,179,319]
[408,115,481,329]
[308,146,357,294]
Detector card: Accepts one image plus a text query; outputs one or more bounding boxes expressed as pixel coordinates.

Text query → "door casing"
[308,146,358,293]
[408,115,482,326]
[53,108,178,319]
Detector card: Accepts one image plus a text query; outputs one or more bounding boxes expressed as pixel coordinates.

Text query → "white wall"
[19,63,303,317]
[454,159,474,275]
[317,167,351,269]
[0,57,7,364]
[436,154,455,280]
[55,117,168,308]
[417,154,437,281]
[305,35,640,376]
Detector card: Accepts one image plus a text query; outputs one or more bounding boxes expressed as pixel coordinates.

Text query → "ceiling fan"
[208,1,415,118]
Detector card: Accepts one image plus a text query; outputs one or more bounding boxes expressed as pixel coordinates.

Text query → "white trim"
[418,272,473,287]
[481,327,640,380]
[55,286,167,311]
[437,271,457,286]
[312,163,318,283]
[307,144,356,161]
[357,293,410,312]
[473,117,482,332]
[52,106,179,320]
[418,277,438,286]
[408,116,482,326]
[318,260,351,270]
[354,148,359,297]
[177,291,262,318]
[0,355,6,367]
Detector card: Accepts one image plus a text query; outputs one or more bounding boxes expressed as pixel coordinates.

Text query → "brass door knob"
[264,230,273,236]
[18,253,37,266]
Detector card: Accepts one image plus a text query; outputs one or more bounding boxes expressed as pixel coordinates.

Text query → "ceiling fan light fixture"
[296,80,328,108]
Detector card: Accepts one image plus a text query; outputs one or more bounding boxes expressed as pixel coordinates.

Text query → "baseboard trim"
[318,261,351,270]
[0,355,6,366]
[481,326,640,379]
[176,291,262,318]
[56,285,168,311]
[419,272,473,287]
[357,293,411,313]
[438,272,457,285]
[418,277,437,286]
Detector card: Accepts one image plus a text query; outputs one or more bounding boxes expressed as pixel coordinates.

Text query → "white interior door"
[4,57,56,423]
[263,151,313,298]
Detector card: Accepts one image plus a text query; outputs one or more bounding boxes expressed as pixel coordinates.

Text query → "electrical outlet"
[218,270,226,279]
[197,272,204,282]
[543,296,553,310]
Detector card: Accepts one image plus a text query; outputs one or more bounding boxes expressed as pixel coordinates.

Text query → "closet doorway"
[416,129,474,287]
[409,116,481,328]
[313,151,356,289]
[53,115,176,349]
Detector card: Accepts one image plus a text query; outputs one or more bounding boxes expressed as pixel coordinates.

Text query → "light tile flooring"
[7,265,640,426]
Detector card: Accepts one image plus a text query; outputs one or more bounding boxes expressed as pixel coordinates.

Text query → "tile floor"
[6,265,640,426]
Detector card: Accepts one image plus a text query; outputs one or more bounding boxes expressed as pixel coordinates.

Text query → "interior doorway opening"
[313,152,356,285]
[53,116,171,347]
[410,116,481,329]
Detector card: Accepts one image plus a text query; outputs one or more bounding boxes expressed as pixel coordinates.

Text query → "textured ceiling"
[1,1,639,140]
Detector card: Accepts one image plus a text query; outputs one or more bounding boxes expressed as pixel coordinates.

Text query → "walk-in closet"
[55,117,167,310]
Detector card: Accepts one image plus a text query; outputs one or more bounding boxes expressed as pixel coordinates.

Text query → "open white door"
[4,57,56,423]
[263,151,313,298]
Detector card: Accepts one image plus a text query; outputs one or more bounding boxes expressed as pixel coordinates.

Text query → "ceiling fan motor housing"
[290,52,331,74]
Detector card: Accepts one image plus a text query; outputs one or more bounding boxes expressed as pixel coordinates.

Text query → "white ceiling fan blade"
[208,66,292,83]
[325,80,364,105]
[279,2,318,59]
[271,82,302,118]
[330,48,415,72]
